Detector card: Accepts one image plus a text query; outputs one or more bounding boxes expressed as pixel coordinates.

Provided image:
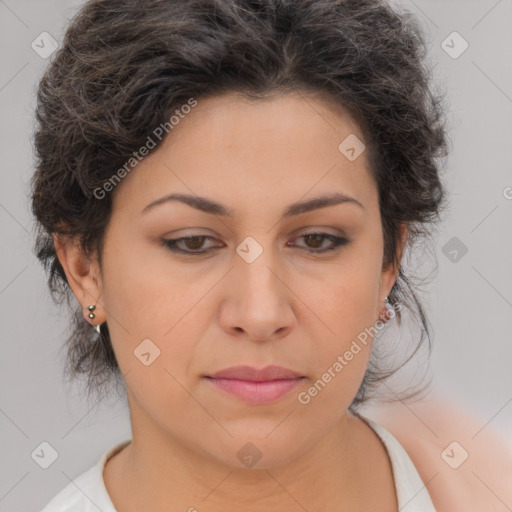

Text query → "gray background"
[1,1,511,510]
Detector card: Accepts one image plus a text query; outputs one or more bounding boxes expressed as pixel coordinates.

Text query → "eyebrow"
[140,192,364,219]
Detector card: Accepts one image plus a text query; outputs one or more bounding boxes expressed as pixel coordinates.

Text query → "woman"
[32,0,453,510]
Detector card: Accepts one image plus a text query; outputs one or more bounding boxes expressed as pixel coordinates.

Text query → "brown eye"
[163,232,349,256]
[183,236,207,250]
[163,235,219,254]
[290,232,349,253]
[304,234,325,249]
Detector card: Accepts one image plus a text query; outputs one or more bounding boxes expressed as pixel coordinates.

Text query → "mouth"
[204,365,306,405]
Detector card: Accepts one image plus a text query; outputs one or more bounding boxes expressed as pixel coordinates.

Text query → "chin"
[204,432,313,471]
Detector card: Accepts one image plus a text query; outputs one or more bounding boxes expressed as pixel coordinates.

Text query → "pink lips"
[205,365,305,404]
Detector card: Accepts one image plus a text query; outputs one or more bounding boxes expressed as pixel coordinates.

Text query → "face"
[62,92,401,469]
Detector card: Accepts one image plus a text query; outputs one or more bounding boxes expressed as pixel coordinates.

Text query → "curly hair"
[30,0,450,410]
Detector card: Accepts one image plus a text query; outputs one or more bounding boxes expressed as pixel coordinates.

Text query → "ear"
[378,222,407,320]
[53,233,105,328]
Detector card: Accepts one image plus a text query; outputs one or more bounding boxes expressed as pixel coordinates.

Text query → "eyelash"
[162,232,349,255]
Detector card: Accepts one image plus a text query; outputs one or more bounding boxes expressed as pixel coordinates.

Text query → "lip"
[207,365,303,381]
[204,365,305,405]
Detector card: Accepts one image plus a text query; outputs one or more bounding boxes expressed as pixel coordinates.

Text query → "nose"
[218,244,295,342]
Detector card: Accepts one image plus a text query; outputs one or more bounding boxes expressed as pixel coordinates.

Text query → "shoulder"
[40,466,97,511]
[40,441,129,512]
[364,396,512,512]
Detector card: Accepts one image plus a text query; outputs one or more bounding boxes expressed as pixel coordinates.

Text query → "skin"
[54,92,408,511]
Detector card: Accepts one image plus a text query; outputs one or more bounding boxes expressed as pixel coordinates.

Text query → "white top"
[40,415,437,511]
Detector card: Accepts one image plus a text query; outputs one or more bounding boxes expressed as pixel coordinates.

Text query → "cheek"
[296,283,377,414]
[100,232,185,336]
[99,233,209,393]
[296,255,381,383]
[301,258,381,338]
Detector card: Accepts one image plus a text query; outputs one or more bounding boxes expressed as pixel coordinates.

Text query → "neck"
[104,398,396,511]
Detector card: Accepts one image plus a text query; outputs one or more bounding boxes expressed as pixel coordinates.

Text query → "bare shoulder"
[363,396,512,512]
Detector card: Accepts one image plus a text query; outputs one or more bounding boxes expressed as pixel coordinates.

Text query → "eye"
[162,235,220,254]
[289,232,349,253]
[162,232,349,256]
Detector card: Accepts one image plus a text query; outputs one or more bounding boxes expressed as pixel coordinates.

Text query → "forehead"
[111,91,377,219]
[166,91,365,154]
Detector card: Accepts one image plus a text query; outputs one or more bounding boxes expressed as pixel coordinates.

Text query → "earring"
[87,304,102,334]
[379,296,390,322]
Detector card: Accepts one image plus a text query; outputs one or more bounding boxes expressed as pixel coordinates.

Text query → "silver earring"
[384,296,389,303]
[87,304,102,334]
